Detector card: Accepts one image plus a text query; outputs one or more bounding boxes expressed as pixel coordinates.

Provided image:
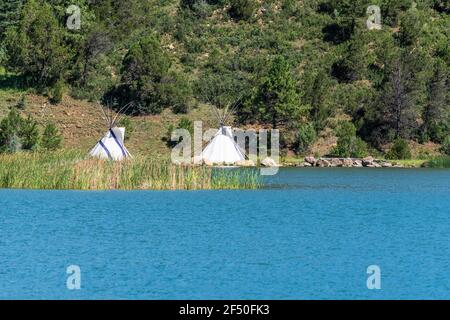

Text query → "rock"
[353,159,363,167]
[373,162,382,168]
[362,156,374,167]
[342,158,353,167]
[302,162,312,167]
[316,159,331,167]
[304,156,316,165]
[261,157,278,167]
[381,162,392,168]
[330,158,343,167]
[237,160,256,167]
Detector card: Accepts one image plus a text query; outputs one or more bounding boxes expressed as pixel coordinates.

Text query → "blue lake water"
[0,168,449,299]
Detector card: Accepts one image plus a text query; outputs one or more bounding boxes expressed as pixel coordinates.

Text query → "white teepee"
[89,102,133,161]
[89,127,132,161]
[201,126,245,164]
[200,97,246,164]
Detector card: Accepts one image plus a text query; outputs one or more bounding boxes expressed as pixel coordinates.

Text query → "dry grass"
[0,151,261,190]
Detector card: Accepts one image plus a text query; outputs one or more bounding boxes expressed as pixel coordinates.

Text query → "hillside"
[0,0,448,160]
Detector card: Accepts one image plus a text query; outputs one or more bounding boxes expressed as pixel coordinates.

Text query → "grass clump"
[0,151,261,190]
[427,156,450,168]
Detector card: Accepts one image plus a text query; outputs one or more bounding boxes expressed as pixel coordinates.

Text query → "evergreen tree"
[255,56,305,129]
[4,0,69,87]
[0,0,23,39]
[422,59,449,143]
[41,123,63,150]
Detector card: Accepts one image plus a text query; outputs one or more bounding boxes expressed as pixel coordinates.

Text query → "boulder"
[381,162,392,168]
[316,159,331,167]
[362,156,374,167]
[261,157,278,167]
[330,158,343,167]
[353,159,363,167]
[342,158,354,167]
[302,162,312,167]
[304,156,316,165]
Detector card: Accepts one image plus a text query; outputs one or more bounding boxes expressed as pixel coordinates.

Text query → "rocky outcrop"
[297,156,398,168]
[305,156,316,165]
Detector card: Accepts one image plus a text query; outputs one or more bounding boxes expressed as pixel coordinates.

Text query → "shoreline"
[281,156,427,169]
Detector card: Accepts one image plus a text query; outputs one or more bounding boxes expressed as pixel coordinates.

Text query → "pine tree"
[255,56,306,129]
[41,123,63,151]
[4,0,69,87]
[0,0,23,39]
[422,59,449,143]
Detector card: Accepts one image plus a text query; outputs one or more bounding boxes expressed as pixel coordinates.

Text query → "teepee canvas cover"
[89,127,131,161]
[201,126,245,164]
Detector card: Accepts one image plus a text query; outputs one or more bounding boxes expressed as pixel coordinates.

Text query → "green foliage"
[16,94,27,110]
[386,138,412,160]
[41,123,62,151]
[50,79,65,104]
[332,121,368,158]
[165,117,193,147]
[0,108,39,152]
[295,123,317,154]
[19,115,39,150]
[0,0,23,39]
[229,0,257,21]
[0,108,23,152]
[104,34,191,115]
[117,117,134,141]
[421,59,449,143]
[4,0,69,88]
[253,56,306,128]
[427,156,450,168]
[1,0,448,155]
[440,136,450,156]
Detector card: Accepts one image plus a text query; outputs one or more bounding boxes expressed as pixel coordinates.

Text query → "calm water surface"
[0,168,449,299]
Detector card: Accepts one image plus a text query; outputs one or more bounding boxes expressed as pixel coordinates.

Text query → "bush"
[41,123,62,151]
[0,109,23,153]
[332,121,368,158]
[19,115,40,150]
[117,117,134,141]
[229,0,257,21]
[165,117,193,147]
[50,80,64,104]
[295,123,316,154]
[0,109,40,152]
[386,139,412,160]
[440,136,450,156]
[16,95,27,110]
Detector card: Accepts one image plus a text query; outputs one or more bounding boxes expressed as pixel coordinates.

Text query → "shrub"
[117,117,134,141]
[50,80,64,104]
[19,115,40,150]
[229,0,257,21]
[41,123,62,151]
[332,121,368,158]
[386,139,412,160]
[440,136,450,156]
[165,117,193,147]
[0,109,40,153]
[295,123,316,154]
[16,95,27,110]
[0,109,23,153]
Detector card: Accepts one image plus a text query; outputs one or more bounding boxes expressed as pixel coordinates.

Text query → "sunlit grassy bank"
[0,151,261,190]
